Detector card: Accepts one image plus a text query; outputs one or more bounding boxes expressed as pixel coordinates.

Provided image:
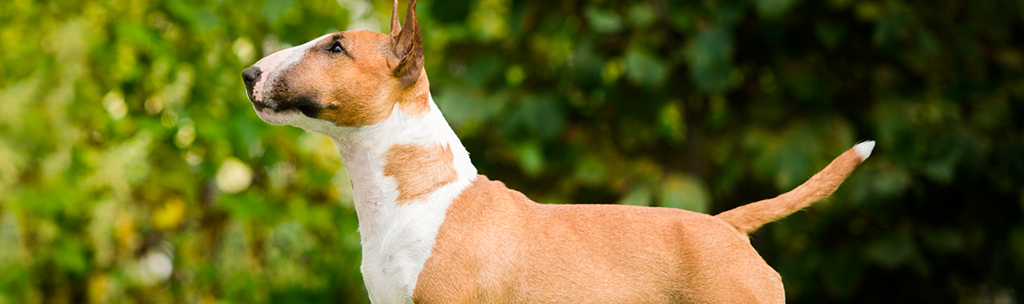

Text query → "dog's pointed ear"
[389,0,401,37]
[390,0,422,88]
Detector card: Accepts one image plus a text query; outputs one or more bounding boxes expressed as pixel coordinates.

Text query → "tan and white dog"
[241,1,874,303]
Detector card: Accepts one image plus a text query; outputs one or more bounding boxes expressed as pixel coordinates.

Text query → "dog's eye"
[327,41,345,54]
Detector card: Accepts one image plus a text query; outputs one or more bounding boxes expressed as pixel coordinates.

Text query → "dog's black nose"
[242,66,262,98]
[242,66,262,85]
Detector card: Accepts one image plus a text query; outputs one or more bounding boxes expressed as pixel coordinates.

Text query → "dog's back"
[413,176,780,303]
[414,141,874,303]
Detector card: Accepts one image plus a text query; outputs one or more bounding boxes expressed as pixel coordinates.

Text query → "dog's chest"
[352,184,466,304]
[359,232,432,304]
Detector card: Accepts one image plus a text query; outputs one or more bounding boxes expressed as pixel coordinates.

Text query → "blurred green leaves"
[687,26,736,93]
[585,6,623,34]
[624,47,669,87]
[658,174,710,213]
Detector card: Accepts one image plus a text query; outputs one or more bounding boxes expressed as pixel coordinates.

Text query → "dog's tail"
[715,141,875,235]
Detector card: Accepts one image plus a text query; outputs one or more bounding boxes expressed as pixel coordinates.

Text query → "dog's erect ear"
[389,0,401,37]
[389,0,423,88]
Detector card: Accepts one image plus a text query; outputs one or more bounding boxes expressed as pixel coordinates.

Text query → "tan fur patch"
[395,73,430,116]
[383,143,457,204]
[413,176,785,303]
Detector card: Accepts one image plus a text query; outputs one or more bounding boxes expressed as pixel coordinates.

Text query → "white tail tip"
[853,140,875,160]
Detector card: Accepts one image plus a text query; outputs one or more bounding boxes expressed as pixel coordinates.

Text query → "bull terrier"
[240,1,875,302]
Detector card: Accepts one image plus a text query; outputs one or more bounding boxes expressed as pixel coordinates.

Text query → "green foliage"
[1,0,1023,303]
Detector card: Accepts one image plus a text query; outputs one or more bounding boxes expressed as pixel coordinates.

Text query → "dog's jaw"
[253,107,301,125]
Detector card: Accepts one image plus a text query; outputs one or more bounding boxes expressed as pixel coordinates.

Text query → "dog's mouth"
[251,95,323,119]
[251,100,273,111]
[254,106,300,125]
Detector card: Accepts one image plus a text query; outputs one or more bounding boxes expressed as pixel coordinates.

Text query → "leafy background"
[1,0,1022,303]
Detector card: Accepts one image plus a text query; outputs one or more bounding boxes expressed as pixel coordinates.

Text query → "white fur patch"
[854,140,875,160]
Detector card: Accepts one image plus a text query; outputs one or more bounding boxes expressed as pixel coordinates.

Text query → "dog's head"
[242,0,426,129]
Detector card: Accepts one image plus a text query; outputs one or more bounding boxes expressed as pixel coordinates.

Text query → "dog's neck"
[334,98,477,221]
[295,92,477,302]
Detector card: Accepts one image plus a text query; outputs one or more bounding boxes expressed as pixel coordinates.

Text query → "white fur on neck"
[290,95,476,304]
